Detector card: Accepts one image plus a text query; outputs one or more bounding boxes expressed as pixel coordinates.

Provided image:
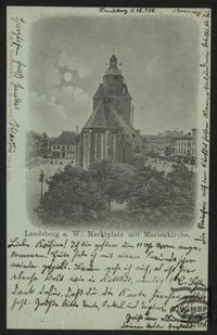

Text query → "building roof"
[93,83,131,99]
[104,67,122,76]
[145,130,196,142]
[83,100,118,130]
[104,54,122,77]
[109,105,141,141]
[83,100,141,143]
[175,136,193,140]
[52,131,76,145]
[158,130,184,138]
[93,84,105,99]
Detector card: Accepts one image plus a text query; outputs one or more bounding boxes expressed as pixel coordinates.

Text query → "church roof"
[104,53,122,77]
[93,83,131,99]
[109,105,141,141]
[93,84,105,99]
[52,131,76,145]
[83,100,141,144]
[83,100,118,130]
[104,67,122,76]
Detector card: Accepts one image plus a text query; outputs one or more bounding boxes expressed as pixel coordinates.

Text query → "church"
[77,54,144,169]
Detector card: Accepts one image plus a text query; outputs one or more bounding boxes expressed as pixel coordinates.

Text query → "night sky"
[28,12,200,136]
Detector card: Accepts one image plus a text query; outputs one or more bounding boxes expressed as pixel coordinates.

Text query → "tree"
[26,131,51,161]
[128,165,167,210]
[37,165,109,223]
[90,160,135,204]
[37,159,196,227]
[127,163,196,226]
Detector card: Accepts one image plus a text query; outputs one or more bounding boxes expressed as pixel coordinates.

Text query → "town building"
[144,131,184,156]
[144,129,198,164]
[144,135,169,156]
[174,128,198,163]
[51,131,77,165]
[77,54,144,169]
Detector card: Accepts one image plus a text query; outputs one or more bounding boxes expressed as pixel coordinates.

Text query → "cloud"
[53,85,92,129]
[29,92,67,136]
[29,85,91,136]
[59,52,90,79]
[28,15,199,136]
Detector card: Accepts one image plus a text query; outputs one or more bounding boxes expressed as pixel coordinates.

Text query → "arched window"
[84,133,89,167]
[107,133,113,159]
[96,134,101,159]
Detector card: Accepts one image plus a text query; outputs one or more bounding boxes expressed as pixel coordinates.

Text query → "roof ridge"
[52,131,76,145]
[83,100,103,129]
[83,99,118,130]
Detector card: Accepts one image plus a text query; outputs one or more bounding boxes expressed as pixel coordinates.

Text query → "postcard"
[7,6,210,330]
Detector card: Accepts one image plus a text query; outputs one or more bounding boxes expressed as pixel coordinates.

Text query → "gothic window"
[96,134,101,160]
[84,133,89,167]
[107,133,112,159]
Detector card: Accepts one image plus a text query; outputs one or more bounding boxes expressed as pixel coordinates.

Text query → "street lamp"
[39,170,44,203]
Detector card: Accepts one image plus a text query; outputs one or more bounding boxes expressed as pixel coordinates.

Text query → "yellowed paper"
[7,7,210,330]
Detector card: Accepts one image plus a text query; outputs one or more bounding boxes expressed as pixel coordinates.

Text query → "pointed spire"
[110,54,118,68]
[104,54,122,76]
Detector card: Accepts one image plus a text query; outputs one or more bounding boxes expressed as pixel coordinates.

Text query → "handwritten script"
[8,17,26,156]
[8,230,207,330]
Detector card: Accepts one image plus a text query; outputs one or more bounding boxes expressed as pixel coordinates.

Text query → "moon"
[63,72,73,82]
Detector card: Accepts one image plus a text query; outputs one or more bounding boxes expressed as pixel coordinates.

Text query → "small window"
[132,134,135,138]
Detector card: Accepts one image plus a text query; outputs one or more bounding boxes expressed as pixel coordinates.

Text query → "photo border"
[1,0,217,334]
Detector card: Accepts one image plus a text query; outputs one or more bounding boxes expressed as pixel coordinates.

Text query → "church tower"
[93,54,133,126]
[78,54,143,169]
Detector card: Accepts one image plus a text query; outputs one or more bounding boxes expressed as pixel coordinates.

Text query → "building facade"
[144,130,198,163]
[144,131,184,156]
[51,131,77,165]
[174,128,197,163]
[78,54,144,169]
